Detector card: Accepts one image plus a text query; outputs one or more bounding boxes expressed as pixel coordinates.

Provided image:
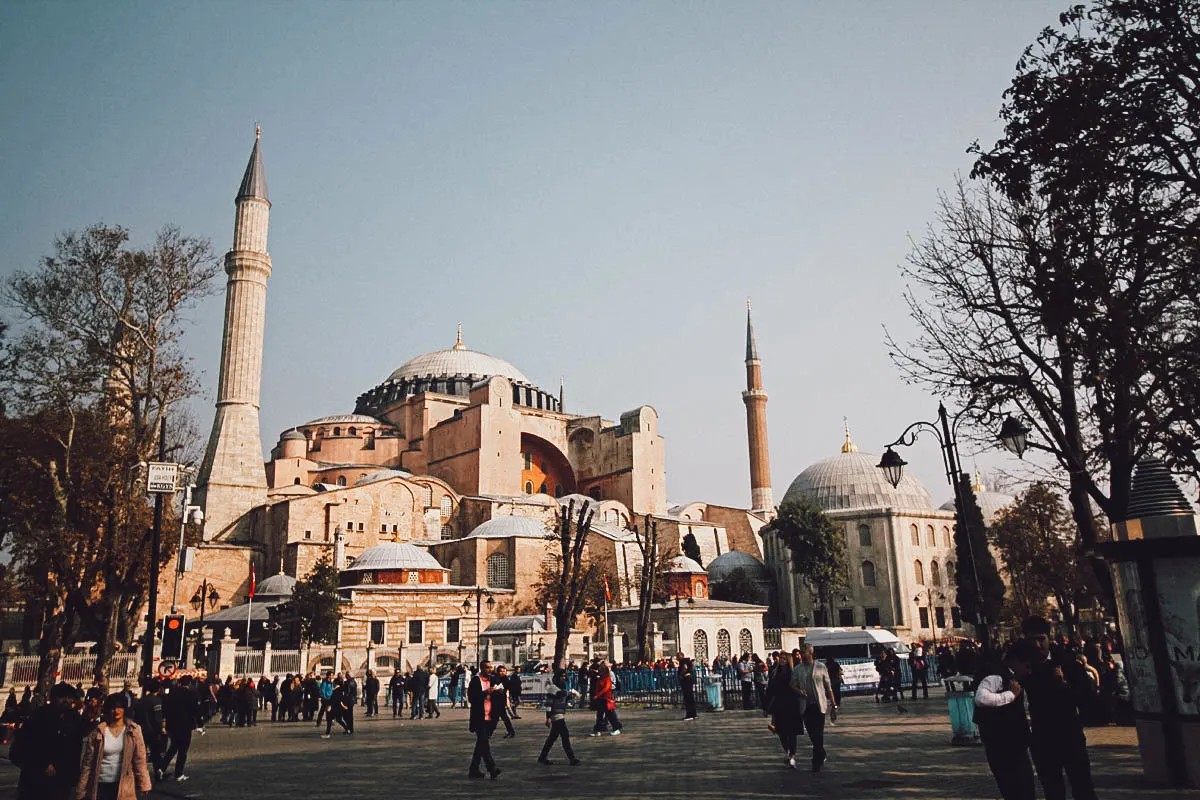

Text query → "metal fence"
[2,651,143,689]
[234,648,264,677]
[267,649,302,675]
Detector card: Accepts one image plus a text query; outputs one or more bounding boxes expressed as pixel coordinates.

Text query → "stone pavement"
[4,695,1199,800]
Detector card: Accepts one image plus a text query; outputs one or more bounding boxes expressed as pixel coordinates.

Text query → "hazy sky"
[1,1,1068,508]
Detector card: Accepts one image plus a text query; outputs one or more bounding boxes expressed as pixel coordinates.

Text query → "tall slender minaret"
[743,299,774,518]
[195,127,272,541]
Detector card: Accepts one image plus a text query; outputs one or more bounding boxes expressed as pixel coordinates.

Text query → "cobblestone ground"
[4,695,1199,800]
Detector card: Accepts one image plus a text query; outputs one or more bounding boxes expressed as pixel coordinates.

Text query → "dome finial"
[841,417,858,453]
[453,322,465,351]
[972,466,983,492]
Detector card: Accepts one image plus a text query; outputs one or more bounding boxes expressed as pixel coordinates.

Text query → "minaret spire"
[453,322,465,351]
[196,129,273,540]
[742,299,774,519]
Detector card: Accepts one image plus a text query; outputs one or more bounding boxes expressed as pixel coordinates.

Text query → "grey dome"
[281,429,306,441]
[783,450,934,513]
[345,542,446,572]
[707,550,771,584]
[301,413,384,427]
[256,573,297,597]
[667,555,706,575]
[467,516,553,539]
[388,348,528,385]
[940,488,1015,526]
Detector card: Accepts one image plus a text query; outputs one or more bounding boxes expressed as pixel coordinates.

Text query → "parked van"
[802,627,910,660]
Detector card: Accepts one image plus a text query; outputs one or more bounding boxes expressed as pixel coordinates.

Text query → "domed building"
[707,550,775,611]
[939,472,1015,525]
[763,428,964,641]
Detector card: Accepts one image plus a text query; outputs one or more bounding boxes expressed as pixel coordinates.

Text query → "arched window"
[717,629,732,659]
[930,560,942,586]
[333,427,341,436]
[554,484,563,498]
[348,427,357,436]
[337,476,347,487]
[738,628,754,655]
[423,485,433,509]
[440,496,452,518]
[486,553,511,588]
[942,526,952,548]
[926,525,936,547]
[293,477,301,485]
[914,560,925,585]
[524,481,534,494]
[693,630,709,663]
[449,557,463,585]
[858,524,872,547]
[946,561,956,585]
[861,560,877,587]
[910,524,920,546]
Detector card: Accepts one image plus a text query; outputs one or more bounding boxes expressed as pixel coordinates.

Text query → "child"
[538,672,582,766]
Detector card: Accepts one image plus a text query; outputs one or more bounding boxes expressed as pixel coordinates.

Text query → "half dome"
[466,516,553,539]
[783,450,934,513]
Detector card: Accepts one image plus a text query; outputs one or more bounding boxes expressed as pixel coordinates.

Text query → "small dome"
[467,516,553,539]
[256,573,297,597]
[344,542,445,572]
[388,348,528,385]
[354,469,413,487]
[301,413,384,427]
[707,550,771,584]
[940,489,1015,526]
[667,555,706,575]
[783,450,934,513]
[281,429,306,441]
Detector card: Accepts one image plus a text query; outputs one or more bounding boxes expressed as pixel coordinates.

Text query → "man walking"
[10,683,85,800]
[389,671,405,718]
[427,666,442,719]
[975,641,1037,800]
[410,665,427,719]
[364,670,380,718]
[134,680,166,780]
[790,644,835,772]
[321,678,352,738]
[678,657,697,721]
[505,667,523,719]
[737,653,755,709]
[494,665,515,737]
[910,645,929,700]
[316,673,334,726]
[341,672,359,733]
[538,671,581,766]
[1021,617,1098,800]
[467,661,503,780]
[161,675,199,783]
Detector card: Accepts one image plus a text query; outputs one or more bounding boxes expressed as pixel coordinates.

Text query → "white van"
[802,628,910,660]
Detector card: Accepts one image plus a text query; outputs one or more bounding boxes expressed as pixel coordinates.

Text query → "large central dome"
[388,347,528,384]
[782,434,935,513]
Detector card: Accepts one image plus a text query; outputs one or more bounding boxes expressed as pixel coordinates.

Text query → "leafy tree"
[951,475,1007,647]
[681,533,703,567]
[991,482,1097,634]
[290,552,343,645]
[709,567,762,605]
[764,500,848,623]
[0,224,217,692]
[892,0,1200,554]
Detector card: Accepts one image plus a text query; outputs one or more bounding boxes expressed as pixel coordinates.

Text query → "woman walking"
[76,694,152,800]
[765,652,803,768]
[588,662,623,737]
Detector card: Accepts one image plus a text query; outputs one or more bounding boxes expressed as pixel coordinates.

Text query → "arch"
[941,526,952,548]
[693,629,709,662]
[293,477,301,485]
[524,481,534,494]
[333,427,342,436]
[946,560,956,585]
[926,525,936,547]
[520,433,577,498]
[423,485,434,508]
[910,524,920,546]
[861,560,877,587]
[930,560,942,586]
[914,560,925,585]
[717,629,732,659]
[440,496,453,518]
[337,476,347,487]
[858,524,872,547]
[487,552,512,588]
[738,628,754,655]
[348,426,357,436]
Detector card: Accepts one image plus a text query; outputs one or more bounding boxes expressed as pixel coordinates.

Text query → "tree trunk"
[92,593,121,690]
[36,604,65,699]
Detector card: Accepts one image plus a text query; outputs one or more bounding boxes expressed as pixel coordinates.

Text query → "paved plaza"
[4,695,1199,800]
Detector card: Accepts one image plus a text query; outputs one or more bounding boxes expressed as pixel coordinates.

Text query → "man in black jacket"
[135,679,167,780]
[11,683,84,800]
[1021,616,1098,800]
[364,670,380,718]
[410,666,427,719]
[468,661,502,779]
[161,676,200,782]
[494,665,516,737]
[341,672,359,733]
[389,671,405,718]
[974,641,1037,800]
[678,657,697,721]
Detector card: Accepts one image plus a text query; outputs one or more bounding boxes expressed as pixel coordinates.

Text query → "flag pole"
[246,563,256,646]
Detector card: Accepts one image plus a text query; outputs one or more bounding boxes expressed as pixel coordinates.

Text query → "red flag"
[603,575,611,603]
[249,564,256,598]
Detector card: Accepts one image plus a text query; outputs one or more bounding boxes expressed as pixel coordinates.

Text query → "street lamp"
[190,579,220,623]
[878,402,996,651]
[998,416,1031,459]
[461,588,495,665]
[913,589,947,647]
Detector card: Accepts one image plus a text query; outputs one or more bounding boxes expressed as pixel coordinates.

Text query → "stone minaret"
[195,128,272,541]
[743,299,774,519]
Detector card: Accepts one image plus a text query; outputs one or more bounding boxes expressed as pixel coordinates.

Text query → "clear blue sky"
[0,1,1067,508]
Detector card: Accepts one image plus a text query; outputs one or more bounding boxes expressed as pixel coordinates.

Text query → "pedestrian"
[426,666,441,718]
[494,665,515,736]
[765,652,803,769]
[1020,616,1099,800]
[538,671,581,766]
[341,672,358,733]
[506,666,523,718]
[132,680,165,781]
[316,673,334,726]
[160,675,199,783]
[218,676,235,726]
[364,670,380,718]
[320,678,352,738]
[75,693,153,800]
[790,644,835,772]
[389,670,405,718]
[753,653,768,708]
[467,661,503,780]
[588,661,623,736]
[259,675,277,721]
[975,641,1038,800]
[10,682,85,800]
[910,645,930,700]
[824,657,843,716]
[737,653,755,710]
[678,657,698,721]
[409,665,426,719]
[448,666,461,710]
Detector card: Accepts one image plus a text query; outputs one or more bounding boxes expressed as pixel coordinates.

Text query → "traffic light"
[161,614,185,661]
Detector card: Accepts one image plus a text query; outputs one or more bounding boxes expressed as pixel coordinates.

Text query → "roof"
[353,469,413,487]
[281,429,306,441]
[707,550,771,583]
[1124,457,1196,520]
[344,542,446,572]
[483,615,549,634]
[608,598,768,613]
[466,516,553,539]
[387,347,529,385]
[236,129,268,202]
[745,299,759,361]
[803,627,902,646]
[256,573,297,597]
[200,598,283,625]
[782,449,934,513]
[667,555,706,574]
[588,521,638,542]
[300,414,383,427]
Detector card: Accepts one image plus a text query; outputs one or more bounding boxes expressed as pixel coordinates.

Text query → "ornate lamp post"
[461,588,495,665]
[190,580,220,626]
[913,589,947,647]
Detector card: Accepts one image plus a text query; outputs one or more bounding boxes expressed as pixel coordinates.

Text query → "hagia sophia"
[172,132,1013,672]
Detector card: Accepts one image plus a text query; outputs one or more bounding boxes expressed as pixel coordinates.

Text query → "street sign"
[146,462,179,494]
[158,661,178,678]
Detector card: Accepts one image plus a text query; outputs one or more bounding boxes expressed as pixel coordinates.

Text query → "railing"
[2,651,144,689]
[234,648,264,677]
[764,628,782,650]
[267,649,302,675]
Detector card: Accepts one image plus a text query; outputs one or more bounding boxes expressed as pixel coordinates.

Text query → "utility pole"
[142,415,168,682]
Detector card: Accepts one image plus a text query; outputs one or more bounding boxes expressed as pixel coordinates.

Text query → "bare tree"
[547,501,594,667]
[633,515,660,663]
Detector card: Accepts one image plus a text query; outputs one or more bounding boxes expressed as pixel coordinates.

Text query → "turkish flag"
[249,563,256,598]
